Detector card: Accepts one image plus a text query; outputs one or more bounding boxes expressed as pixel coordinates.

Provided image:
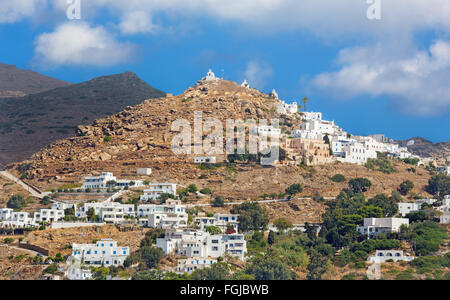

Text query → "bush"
[7,195,26,210]
[103,136,112,142]
[399,180,414,196]
[426,174,450,198]
[348,178,372,194]
[199,188,211,195]
[331,174,346,183]
[211,196,225,207]
[43,264,58,275]
[285,183,303,197]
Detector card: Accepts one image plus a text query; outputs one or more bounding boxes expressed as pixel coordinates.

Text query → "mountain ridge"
[0,63,71,98]
[0,71,166,165]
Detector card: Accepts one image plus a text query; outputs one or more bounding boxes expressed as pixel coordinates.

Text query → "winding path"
[0,170,50,199]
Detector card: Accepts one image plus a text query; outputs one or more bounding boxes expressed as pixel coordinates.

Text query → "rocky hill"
[397,137,450,159]
[5,78,435,224]
[0,72,165,166]
[0,63,71,98]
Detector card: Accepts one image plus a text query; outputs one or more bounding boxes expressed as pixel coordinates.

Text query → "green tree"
[190,262,230,280]
[357,205,383,218]
[426,174,450,198]
[211,196,225,207]
[273,218,293,233]
[140,247,163,269]
[367,194,398,217]
[231,202,269,232]
[399,180,414,196]
[348,178,372,194]
[307,249,329,280]
[188,184,198,193]
[285,183,303,197]
[245,253,294,280]
[7,195,26,210]
[205,226,222,235]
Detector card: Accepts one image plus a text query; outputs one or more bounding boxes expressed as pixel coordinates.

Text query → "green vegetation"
[348,178,372,194]
[210,196,225,207]
[230,202,269,232]
[103,135,112,142]
[331,174,346,183]
[399,180,414,196]
[426,174,450,198]
[365,158,398,174]
[7,195,26,210]
[285,183,303,197]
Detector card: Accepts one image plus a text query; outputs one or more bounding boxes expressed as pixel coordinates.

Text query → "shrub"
[211,196,225,207]
[399,180,414,196]
[331,174,346,183]
[348,178,372,194]
[7,195,26,210]
[200,188,212,195]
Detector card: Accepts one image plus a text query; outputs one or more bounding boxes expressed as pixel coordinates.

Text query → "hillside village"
[0,70,449,280]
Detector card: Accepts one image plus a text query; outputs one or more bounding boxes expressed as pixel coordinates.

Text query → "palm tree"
[302,96,309,112]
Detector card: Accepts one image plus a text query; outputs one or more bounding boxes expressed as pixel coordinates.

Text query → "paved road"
[187,196,336,208]
[0,170,50,199]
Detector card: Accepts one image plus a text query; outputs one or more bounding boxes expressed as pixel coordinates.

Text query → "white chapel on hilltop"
[204,69,217,81]
[241,80,250,89]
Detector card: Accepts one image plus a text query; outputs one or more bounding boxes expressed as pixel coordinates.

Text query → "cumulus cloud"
[118,11,157,35]
[33,22,136,67]
[243,61,273,90]
[312,40,450,116]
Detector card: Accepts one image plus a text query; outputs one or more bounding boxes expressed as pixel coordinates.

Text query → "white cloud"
[243,61,273,90]
[118,11,157,35]
[0,0,47,23]
[312,40,450,116]
[33,22,136,67]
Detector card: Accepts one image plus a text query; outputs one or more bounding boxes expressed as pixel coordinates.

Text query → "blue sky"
[0,0,449,142]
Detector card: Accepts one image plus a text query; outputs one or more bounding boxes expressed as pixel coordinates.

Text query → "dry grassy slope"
[23,225,149,257]
[6,79,434,224]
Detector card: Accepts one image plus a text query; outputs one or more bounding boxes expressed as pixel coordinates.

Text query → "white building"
[157,229,247,261]
[82,172,144,190]
[194,157,217,164]
[336,141,378,165]
[436,166,450,176]
[415,198,437,206]
[440,206,450,224]
[277,100,298,114]
[367,250,414,264]
[241,80,250,89]
[251,126,281,137]
[34,208,65,223]
[301,112,322,121]
[66,257,93,280]
[194,213,239,233]
[176,258,217,274]
[204,69,217,81]
[71,239,129,267]
[269,89,279,99]
[138,200,187,229]
[76,202,135,224]
[137,168,152,175]
[0,210,38,228]
[398,203,420,217]
[357,218,409,237]
[140,183,178,201]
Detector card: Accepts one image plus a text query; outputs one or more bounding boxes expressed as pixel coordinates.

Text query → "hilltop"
[397,137,450,159]
[0,63,71,98]
[5,78,435,225]
[0,72,165,166]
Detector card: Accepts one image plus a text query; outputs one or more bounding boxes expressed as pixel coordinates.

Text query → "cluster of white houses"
[398,196,450,225]
[0,205,66,228]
